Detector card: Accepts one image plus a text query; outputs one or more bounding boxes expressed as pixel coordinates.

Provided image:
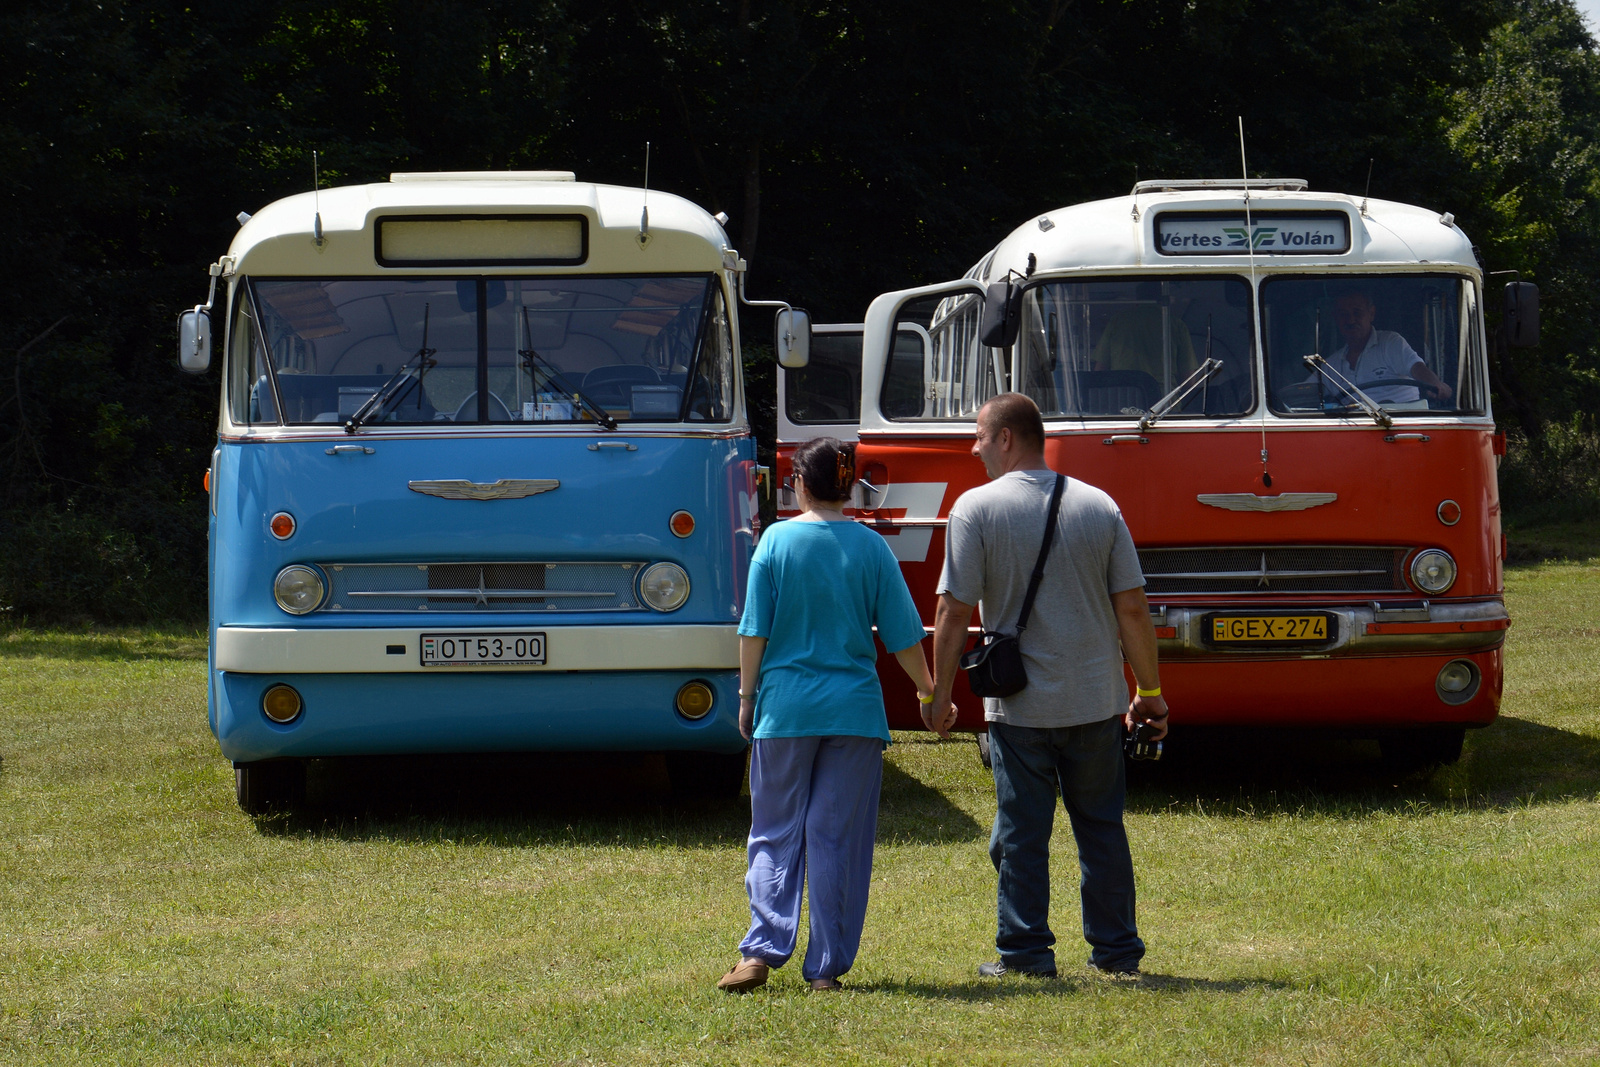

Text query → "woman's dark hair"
[792,437,857,503]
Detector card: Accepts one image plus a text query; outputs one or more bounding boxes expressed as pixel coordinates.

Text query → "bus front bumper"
[215,623,738,673]
[1150,598,1509,658]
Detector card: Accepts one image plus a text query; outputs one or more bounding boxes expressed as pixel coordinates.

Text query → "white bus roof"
[971,181,1478,281]
[225,173,732,276]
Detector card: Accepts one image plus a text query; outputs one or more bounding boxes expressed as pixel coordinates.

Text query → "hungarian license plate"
[1210,614,1330,644]
[420,632,546,666]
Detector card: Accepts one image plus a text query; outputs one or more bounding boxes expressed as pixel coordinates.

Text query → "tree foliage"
[2,0,1598,621]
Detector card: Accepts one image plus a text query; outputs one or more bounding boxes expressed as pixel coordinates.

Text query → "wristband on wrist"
[917,692,934,704]
[739,689,757,699]
[1136,685,1161,698]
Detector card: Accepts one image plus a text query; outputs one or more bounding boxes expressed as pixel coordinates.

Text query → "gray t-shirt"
[938,469,1145,728]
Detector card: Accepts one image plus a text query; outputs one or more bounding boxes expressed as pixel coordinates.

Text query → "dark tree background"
[3,0,1597,622]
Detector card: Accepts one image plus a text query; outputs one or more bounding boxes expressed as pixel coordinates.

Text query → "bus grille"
[1138,547,1409,595]
[317,561,648,613]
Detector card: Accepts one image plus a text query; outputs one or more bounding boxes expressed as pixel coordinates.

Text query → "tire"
[1379,726,1466,774]
[977,730,993,770]
[234,760,306,814]
[666,749,748,799]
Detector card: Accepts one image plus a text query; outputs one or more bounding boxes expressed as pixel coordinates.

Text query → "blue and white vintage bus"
[179,171,774,810]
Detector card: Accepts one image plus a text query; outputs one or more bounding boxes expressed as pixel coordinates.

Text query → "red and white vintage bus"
[776,178,1535,766]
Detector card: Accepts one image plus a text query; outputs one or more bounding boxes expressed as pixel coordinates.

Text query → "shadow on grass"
[1124,715,1600,816]
[256,749,981,847]
[879,760,984,843]
[0,627,206,661]
[854,971,1288,998]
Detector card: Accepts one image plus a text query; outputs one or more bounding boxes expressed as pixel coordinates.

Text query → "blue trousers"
[738,735,883,981]
[988,717,1145,973]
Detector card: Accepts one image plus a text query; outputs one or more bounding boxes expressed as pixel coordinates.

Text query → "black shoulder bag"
[960,473,1066,698]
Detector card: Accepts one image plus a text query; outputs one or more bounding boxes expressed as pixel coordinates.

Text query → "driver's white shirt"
[1307,329,1425,404]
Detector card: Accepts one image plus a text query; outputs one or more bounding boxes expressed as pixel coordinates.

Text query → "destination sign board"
[1154,212,1350,256]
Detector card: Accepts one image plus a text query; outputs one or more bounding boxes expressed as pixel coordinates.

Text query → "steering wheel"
[452,392,514,422]
[1351,378,1441,398]
[1276,378,1440,410]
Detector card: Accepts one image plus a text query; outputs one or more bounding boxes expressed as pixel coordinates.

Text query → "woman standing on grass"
[717,437,955,994]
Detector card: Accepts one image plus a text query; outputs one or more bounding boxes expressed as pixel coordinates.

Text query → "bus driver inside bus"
[1310,289,1453,406]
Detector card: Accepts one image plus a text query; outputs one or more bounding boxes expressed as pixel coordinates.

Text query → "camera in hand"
[1123,721,1163,761]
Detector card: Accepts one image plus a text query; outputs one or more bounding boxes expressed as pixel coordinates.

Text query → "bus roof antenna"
[312,150,325,248]
[637,141,652,248]
[1360,158,1374,217]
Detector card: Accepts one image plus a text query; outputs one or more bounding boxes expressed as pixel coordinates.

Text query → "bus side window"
[882,329,928,419]
[685,289,732,421]
[888,290,995,419]
[228,296,280,426]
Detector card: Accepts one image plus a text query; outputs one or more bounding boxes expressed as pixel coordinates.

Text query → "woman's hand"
[739,696,755,741]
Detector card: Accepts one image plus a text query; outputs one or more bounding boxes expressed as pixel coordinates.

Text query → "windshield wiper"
[1138,357,1223,431]
[519,308,617,430]
[1302,354,1393,428]
[345,304,438,434]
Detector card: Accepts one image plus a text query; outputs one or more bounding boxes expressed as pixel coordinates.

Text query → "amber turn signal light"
[262,684,303,724]
[269,512,296,539]
[669,510,696,538]
[675,680,715,720]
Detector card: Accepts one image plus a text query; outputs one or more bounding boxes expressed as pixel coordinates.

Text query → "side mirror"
[1503,281,1539,348]
[776,307,812,368]
[177,308,212,373]
[980,278,1023,349]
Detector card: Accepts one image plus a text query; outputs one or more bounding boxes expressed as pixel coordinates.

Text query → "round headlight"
[639,562,690,612]
[1436,659,1480,705]
[273,564,326,615]
[1409,549,1457,594]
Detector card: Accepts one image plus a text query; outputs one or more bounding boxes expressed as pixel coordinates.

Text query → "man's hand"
[921,700,959,739]
[738,697,754,741]
[1126,692,1169,741]
[1112,586,1168,740]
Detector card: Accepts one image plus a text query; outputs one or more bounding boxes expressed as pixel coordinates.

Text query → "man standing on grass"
[926,392,1169,979]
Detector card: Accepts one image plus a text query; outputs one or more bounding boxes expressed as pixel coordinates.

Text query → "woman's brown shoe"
[717,958,769,993]
[808,977,843,992]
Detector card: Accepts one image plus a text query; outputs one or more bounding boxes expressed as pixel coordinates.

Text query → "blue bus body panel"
[208,432,756,760]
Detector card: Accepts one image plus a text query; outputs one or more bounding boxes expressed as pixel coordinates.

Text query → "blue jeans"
[738,735,883,981]
[988,717,1145,973]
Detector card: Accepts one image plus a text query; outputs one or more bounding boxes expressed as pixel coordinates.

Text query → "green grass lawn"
[3,547,1600,1065]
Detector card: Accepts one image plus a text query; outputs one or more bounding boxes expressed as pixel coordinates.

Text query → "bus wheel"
[666,749,748,799]
[234,760,305,814]
[977,731,992,770]
[1379,727,1466,774]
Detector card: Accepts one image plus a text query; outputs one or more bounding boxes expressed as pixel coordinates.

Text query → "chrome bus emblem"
[408,479,560,500]
[1197,492,1337,513]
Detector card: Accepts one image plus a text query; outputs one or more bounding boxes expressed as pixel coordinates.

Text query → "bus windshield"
[1262,274,1486,416]
[1016,276,1256,418]
[231,274,733,426]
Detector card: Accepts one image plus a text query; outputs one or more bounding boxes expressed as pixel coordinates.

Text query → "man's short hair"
[980,393,1045,450]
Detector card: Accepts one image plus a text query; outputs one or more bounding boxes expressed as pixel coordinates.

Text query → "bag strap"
[1016,473,1065,633]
